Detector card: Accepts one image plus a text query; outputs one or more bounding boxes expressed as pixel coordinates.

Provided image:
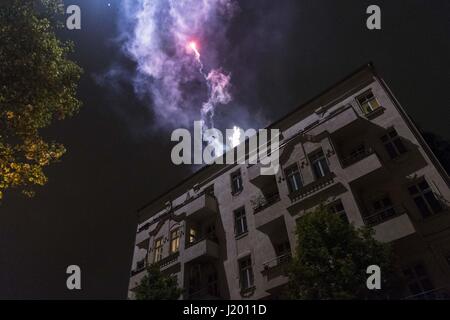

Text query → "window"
[239,256,254,291]
[188,226,198,244]
[207,270,219,296]
[189,264,202,294]
[408,179,443,218]
[309,150,330,179]
[170,228,181,253]
[285,164,302,193]
[136,258,146,270]
[372,196,396,219]
[154,238,163,263]
[328,200,349,223]
[403,263,434,297]
[231,170,243,194]
[381,129,407,159]
[234,207,248,236]
[357,90,381,115]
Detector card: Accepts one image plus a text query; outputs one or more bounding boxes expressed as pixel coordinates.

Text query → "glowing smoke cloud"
[119,0,239,142]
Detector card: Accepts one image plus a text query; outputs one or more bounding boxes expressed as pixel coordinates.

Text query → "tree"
[0,0,82,200]
[135,264,182,300]
[286,205,403,299]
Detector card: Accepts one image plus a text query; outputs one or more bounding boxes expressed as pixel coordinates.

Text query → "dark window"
[231,170,243,194]
[408,179,443,218]
[189,264,202,294]
[328,200,349,223]
[207,270,219,296]
[309,150,330,179]
[403,263,434,297]
[357,90,381,114]
[239,256,254,290]
[284,164,302,193]
[234,207,248,236]
[372,196,396,218]
[136,259,146,270]
[381,129,407,159]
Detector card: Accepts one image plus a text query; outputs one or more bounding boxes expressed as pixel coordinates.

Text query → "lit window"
[189,227,198,244]
[170,228,181,253]
[154,238,163,263]
[239,256,254,291]
[309,150,330,179]
[234,207,248,236]
[285,164,302,193]
[380,128,407,159]
[357,90,381,115]
[231,170,243,194]
[408,179,443,218]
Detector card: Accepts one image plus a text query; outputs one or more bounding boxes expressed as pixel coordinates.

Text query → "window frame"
[169,228,181,254]
[408,179,443,218]
[234,207,248,236]
[309,150,330,179]
[154,237,163,263]
[356,90,381,115]
[284,164,303,193]
[231,169,243,195]
[380,128,407,159]
[238,256,254,291]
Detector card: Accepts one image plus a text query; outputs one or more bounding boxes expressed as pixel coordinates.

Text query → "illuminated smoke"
[229,126,241,148]
[118,0,238,129]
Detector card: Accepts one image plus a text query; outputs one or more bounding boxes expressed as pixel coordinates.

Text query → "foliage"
[135,264,182,300]
[0,0,82,200]
[286,205,403,299]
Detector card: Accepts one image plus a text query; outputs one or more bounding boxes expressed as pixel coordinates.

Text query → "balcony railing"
[341,147,375,167]
[404,287,450,300]
[363,205,405,226]
[154,251,180,269]
[262,252,292,270]
[288,174,336,203]
[253,193,281,214]
[185,232,218,249]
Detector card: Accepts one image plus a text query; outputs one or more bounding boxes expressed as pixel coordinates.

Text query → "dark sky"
[0,0,449,299]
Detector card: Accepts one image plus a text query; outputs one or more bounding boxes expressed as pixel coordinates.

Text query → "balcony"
[135,229,149,246]
[184,236,220,263]
[261,253,291,292]
[183,193,218,221]
[253,193,281,214]
[248,163,277,189]
[308,105,360,136]
[154,251,180,271]
[362,206,416,242]
[341,149,383,182]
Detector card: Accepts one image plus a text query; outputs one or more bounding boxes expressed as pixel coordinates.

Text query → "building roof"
[136,62,377,220]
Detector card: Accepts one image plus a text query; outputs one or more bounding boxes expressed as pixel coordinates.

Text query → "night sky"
[0,0,449,299]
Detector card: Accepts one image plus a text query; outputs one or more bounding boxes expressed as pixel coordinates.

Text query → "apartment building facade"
[128,64,450,300]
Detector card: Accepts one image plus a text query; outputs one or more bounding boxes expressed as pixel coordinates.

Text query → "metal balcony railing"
[154,251,180,269]
[185,232,218,249]
[289,174,336,203]
[341,147,375,168]
[262,252,292,270]
[253,193,281,214]
[362,205,406,226]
